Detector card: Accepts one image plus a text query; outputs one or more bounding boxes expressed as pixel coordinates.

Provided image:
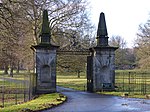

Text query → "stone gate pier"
[87,12,118,92]
[31,10,117,94]
[31,10,59,94]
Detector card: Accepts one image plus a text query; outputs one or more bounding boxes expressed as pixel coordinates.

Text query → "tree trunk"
[77,70,80,78]
[4,64,9,74]
[27,67,30,73]
[10,67,14,77]
[16,61,20,74]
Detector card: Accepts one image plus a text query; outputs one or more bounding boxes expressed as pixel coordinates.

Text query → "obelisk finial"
[96,12,109,46]
[97,12,108,37]
[40,10,51,44]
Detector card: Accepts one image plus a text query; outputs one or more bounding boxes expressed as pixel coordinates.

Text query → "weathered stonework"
[31,10,59,94]
[34,47,58,93]
[31,10,117,93]
[87,12,118,92]
[92,47,117,91]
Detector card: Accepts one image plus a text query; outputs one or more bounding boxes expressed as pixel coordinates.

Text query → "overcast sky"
[89,0,150,48]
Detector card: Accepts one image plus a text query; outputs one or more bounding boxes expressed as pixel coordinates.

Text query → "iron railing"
[0,73,36,108]
[115,71,150,95]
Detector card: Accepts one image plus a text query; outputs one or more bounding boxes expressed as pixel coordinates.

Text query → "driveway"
[42,87,150,112]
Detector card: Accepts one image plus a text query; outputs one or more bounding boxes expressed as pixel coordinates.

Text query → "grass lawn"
[0,73,31,81]
[57,73,87,91]
[0,93,66,112]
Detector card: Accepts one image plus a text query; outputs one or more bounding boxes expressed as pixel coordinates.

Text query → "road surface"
[42,87,150,112]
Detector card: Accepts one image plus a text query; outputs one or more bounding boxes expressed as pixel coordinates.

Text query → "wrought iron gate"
[87,56,93,92]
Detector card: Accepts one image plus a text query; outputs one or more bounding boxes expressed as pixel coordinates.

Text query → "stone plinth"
[32,44,59,94]
[92,46,117,91]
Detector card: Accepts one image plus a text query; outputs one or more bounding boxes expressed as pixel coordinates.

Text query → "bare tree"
[135,19,150,69]
[0,0,94,74]
[0,0,33,75]
[109,36,136,69]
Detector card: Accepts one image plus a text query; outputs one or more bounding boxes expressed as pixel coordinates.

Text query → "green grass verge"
[98,91,146,99]
[0,93,66,112]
